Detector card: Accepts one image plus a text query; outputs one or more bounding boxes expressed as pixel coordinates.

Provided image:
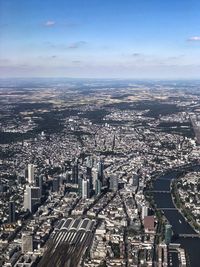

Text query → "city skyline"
[1,0,200,79]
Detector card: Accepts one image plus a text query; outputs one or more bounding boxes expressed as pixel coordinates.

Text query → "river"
[152,168,200,267]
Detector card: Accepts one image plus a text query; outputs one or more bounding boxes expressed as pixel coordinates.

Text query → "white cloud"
[132,53,142,57]
[188,36,200,41]
[44,20,56,27]
[67,41,87,49]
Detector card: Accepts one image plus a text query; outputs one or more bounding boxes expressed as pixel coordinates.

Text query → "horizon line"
[0,77,200,81]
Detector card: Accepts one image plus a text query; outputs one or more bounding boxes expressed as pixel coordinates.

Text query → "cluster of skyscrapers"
[22,158,119,215]
[77,158,105,198]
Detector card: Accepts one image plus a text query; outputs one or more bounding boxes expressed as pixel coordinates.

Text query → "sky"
[0,0,200,79]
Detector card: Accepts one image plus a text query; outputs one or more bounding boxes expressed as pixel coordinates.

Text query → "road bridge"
[158,208,177,210]
[178,234,200,238]
[146,190,171,193]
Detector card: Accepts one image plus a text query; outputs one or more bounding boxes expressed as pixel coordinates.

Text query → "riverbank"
[171,178,200,234]
[150,166,200,267]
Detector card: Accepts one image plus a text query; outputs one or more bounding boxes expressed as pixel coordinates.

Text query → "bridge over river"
[178,234,200,238]
[152,164,200,267]
[146,190,170,193]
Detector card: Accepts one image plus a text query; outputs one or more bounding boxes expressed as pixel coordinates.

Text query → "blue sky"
[0,0,200,78]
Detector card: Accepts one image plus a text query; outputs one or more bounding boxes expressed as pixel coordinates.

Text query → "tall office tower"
[165,224,172,245]
[86,167,93,193]
[110,174,118,191]
[28,164,35,184]
[24,185,41,213]
[92,168,98,189]
[36,175,43,196]
[88,175,93,196]
[78,176,83,197]
[141,206,149,220]
[82,179,89,199]
[8,201,16,223]
[22,232,33,253]
[72,160,79,184]
[95,179,102,195]
[86,166,92,178]
[52,177,60,192]
[86,156,93,168]
[23,187,29,211]
[97,160,104,184]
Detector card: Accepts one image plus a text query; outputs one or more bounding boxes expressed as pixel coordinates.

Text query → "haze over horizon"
[0,0,200,79]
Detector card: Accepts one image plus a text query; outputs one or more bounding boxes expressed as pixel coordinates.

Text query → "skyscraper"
[92,168,98,189]
[141,206,149,220]
[95,179,101,195]
[82,179,89,199]
[72,160,79,184]
[86,166,92,179]
[28,164,35,184]
[86,167,93,195]
[86,156,93,169]
[97,160,104,184]
[24,185,41,213]
[110,174,118,191]
[78,176,83,197]
[8,201,16,223]
[36,175,43,196]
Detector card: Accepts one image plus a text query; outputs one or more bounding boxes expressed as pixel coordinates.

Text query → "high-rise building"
[141,206,149,220]
[36,175,43,196]
[92,168,98,189]
[86,167,93,195]
[86,167,92,179]
[110,174,118,191]
[86,156,93,168]
[165,224,172,245]
[23,187,29,211]
[82,179,89,199]
[8,201,16,223]
[72,160,79,184]
[24,185,41,213]
[22,232,33,253]
[97,160,104,184]
[28,164,35,184]
[95,179,101,195]
[78,176,82,196]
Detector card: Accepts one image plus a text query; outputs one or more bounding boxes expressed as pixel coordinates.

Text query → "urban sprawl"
[0,79,200,267]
